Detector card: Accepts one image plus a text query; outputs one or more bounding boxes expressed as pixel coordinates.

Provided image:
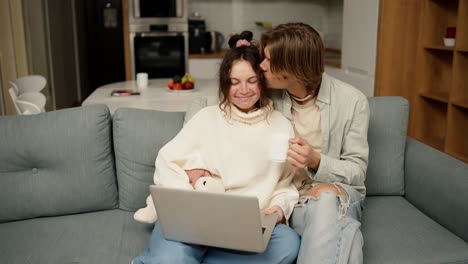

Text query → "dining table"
[81,78,219,114]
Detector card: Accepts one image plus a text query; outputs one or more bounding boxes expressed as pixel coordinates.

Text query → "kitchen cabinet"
[342,0,379,77]
[325,0,379,97]
[188,58,222,79]
[191,51,343,81]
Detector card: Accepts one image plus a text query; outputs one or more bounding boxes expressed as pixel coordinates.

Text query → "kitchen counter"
[189,49,228,59]
[189,48,341,68]
[324,48,342,68]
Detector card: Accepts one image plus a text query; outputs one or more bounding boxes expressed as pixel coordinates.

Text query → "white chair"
[8,87,22,114]
[8,87,46,115]
[9,75,47,95]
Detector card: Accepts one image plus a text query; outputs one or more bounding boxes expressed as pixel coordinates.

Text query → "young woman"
[259,22,369,264]
[133,31,300,264]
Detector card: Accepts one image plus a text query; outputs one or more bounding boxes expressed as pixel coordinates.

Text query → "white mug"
[268,133,290,162]
[136,72,148,89]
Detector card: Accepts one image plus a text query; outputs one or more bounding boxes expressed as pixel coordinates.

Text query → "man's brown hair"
[260,22,324,94]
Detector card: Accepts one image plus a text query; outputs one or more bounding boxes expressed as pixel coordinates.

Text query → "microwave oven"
[130,0,188,25]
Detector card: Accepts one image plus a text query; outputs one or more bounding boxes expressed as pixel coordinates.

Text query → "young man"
[259,22,369,264]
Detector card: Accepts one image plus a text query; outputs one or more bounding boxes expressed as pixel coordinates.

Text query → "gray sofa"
[0,96,467,264]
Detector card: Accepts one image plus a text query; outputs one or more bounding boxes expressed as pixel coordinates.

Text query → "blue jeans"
[133,222,300,264]
[290,183,365,264]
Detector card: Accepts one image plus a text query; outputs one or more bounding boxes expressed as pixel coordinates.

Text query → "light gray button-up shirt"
[269,73,370,196]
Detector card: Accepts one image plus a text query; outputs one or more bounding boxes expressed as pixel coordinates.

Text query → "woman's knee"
[143,222,205,263]
[135,254,199,264]
[271,224,301,263]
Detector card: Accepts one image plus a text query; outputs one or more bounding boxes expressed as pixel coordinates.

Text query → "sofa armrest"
[404,137,468,242]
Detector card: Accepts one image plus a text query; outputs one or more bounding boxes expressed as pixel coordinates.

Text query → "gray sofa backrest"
[0,105,118,223]
[113,96,410,210]
[366,96,409,196]
[112,108,185,211]
[0,95,409,222]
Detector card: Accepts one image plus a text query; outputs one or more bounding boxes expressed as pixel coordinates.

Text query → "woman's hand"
[185,169,212,188]
[264,205,285,224]
[288,137,321,171]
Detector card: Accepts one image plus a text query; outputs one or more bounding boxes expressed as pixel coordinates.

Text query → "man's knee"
[302,191,348,224]
[309,183,348,199]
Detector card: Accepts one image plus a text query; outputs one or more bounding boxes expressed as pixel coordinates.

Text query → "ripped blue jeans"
[290,183,365,264]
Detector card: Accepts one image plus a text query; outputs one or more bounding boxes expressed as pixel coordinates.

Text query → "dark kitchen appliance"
[130,23,188,79]
[133,32,186,78]
[205,31,225,53]
[129,0,188,79]
[82,0,125,95]
[189,24,225,54]
[188,19,207,54]
[130,0,187,25]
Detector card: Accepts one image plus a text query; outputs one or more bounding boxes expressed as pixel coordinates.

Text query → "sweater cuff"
[270,197,296,221]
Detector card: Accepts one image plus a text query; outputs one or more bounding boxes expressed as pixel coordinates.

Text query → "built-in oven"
[130,23,188,79]
[128,0,188,79]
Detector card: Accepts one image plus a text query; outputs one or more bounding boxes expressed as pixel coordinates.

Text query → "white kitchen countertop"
[82,78,219,113]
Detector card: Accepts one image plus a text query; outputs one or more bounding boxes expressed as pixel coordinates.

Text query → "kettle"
[205,31,225,53]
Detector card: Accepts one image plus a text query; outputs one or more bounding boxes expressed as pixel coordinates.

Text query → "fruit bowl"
[168,73,195,91]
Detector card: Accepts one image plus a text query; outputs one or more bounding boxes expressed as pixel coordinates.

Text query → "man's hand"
[288,137,321,171]
[264,205,285,224]
[185,169,212,188]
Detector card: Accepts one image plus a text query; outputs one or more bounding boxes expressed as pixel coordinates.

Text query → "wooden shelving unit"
[375,0,467,163]
[414,0,468,162]
[416,98,448,151]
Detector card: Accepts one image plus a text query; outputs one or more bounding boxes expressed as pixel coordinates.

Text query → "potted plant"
[443,26,456,47]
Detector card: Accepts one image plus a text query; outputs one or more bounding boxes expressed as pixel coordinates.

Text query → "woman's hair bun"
[228,30,254,48]
[239,31,253,41]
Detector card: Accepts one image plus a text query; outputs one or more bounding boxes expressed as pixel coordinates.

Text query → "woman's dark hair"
[218,31,269,112]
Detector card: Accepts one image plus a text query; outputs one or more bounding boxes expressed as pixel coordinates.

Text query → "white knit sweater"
[154,101,299,219]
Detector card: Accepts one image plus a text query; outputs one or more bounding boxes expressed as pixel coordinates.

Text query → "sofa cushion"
[362,196,468,264]
[0,209,151,264]
[0,105,118,223]
[113,108,185,211]
[366,96,408,195]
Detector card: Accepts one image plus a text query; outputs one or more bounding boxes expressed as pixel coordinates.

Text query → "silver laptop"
[149,185,278,253]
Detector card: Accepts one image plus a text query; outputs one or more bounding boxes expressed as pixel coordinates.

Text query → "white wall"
[188,0,343,49]
[22,0,80,110]
[187,0,378,97]
[22,0,52,108]
[0,54,4,115]
[0,0,27,115]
